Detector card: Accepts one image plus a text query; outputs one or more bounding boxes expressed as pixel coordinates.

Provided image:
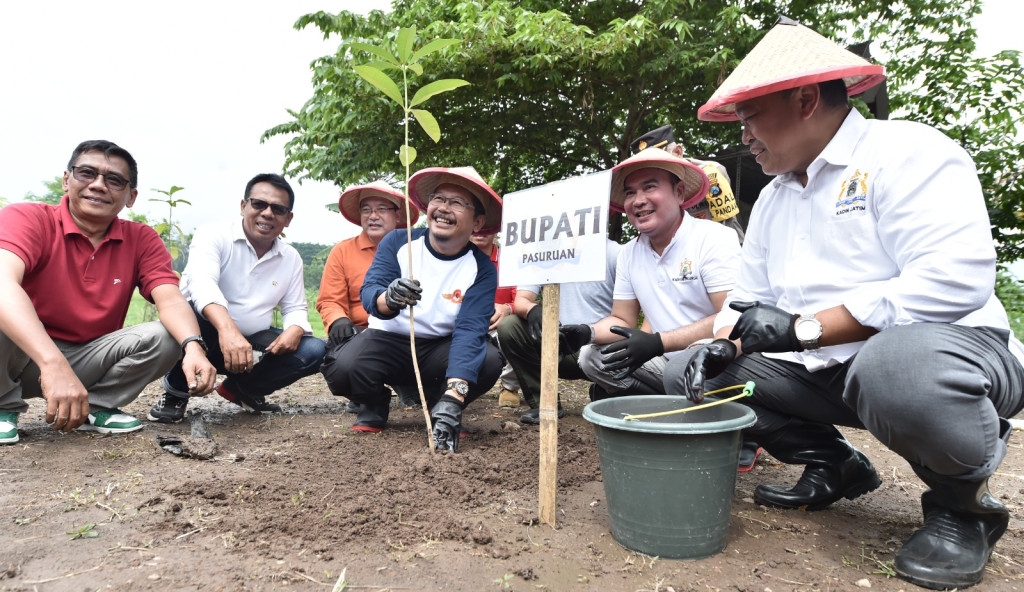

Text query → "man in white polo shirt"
[558,149,741,402]
[148,173,327,422]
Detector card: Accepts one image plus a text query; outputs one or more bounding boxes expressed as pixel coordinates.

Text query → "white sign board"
[499,170,611,287]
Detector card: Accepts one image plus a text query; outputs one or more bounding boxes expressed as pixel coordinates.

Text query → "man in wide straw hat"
[556,148,740,403]
[318,181,420,411]
[667,17,1024,590]
[320,166,504,452]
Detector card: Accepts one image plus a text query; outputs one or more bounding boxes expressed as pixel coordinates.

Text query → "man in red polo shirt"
[0,140,216,444]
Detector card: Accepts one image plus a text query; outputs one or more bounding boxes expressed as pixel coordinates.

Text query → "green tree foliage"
[289,241,333,290]
[24,176,64,204]
[265,0,1023,255]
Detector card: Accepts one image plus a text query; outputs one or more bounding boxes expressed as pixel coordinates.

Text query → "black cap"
[629,125,674,154]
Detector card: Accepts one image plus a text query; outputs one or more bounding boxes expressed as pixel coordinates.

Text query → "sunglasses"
[69,165,131,191]
[246,197,290,216]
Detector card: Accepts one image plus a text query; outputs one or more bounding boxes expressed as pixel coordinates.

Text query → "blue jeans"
[164,309,326,400]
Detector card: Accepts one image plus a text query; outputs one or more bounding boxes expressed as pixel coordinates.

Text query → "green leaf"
[412,109,441,142]
[349,42,399,66]
[399,144,417,167]
[410,79,470,107]
[354,65,404,106]
[396,27,416,63]
[409,38,461,64]
[408,63,423,76]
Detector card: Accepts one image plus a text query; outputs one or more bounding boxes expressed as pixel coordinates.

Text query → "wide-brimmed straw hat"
[338,180,419,227]
[409,166,503,235]
[609,148,710,214]
[698,17,886,122]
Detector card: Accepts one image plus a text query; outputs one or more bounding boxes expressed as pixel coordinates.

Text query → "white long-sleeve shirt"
[180,220,312,337]
[715,109,1024,371]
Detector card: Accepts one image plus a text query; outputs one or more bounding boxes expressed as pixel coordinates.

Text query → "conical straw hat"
[338,180,419,227]
[698,18,885,122]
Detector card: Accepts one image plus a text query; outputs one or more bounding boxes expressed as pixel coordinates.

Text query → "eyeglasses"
[69,166,131,191]
[246,197,290,216]
[428,193,473,214]
[360,205,398,217]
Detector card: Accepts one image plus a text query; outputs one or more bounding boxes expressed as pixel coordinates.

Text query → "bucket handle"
[622,382,755,421]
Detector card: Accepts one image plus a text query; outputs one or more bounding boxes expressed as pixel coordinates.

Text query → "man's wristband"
[180,335,208,356]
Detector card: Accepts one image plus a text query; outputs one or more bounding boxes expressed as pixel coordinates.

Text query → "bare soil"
[4,375,1024,592]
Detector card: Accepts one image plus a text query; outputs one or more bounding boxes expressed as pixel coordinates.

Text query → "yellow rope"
[622,381,755,421]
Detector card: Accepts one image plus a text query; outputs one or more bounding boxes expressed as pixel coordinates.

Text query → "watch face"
[796,319,821,341]
[449,381,469,396]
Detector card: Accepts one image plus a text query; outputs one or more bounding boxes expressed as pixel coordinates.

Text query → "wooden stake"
[538,284,560,526]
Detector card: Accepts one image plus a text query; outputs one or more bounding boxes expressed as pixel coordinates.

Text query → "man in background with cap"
[320,166,504,452]
[318,181,420,411]
[630,124,745,244]
[668,17,1024,590]
[148,173,326,423]
[558,148,741,405]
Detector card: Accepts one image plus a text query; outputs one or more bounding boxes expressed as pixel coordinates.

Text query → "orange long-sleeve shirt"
[316,231,377,331]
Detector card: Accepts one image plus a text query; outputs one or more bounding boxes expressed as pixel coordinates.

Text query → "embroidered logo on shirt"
[113,279,121,285]
[835,170,869,216]
[443,289,464,304]
[674,259,698,282]
[272,281,278,286]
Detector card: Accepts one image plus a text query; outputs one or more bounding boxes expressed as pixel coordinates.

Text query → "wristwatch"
[446,380,470,397]
[180,335,209,356]
[794,314,823,351]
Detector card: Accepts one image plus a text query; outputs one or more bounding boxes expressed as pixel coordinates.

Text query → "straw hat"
[609,148,710,214]
[698,17,886,122]
[409,166,503,235]
[338,180,419,227]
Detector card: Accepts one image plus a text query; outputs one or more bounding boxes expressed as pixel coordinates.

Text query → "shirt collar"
[775,108,867,189]
[355,230,376,251]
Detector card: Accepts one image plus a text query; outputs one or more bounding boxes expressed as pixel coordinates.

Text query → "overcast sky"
[1,0,1020,246]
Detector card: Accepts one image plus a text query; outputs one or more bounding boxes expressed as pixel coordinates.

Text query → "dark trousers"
[165,308,326,399]
[495,315,587,408]
[663,323,1024,480]
[321,328,503,409]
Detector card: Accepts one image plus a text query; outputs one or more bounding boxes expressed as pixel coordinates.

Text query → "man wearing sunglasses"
[0,140,217,444]
[320,166,505,452]
[148,173,326,423]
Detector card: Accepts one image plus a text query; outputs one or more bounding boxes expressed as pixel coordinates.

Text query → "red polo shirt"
[0,196,179,343]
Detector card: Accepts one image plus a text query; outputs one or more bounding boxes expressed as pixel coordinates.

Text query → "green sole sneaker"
[80,409,143,434]
[0,412,19,444]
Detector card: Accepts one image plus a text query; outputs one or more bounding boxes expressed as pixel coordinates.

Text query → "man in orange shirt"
[317,181,419,410]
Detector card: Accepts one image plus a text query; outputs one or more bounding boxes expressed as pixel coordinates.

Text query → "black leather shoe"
[895,470,1009,590]
[754,449,880,511]
[520,405,566,425]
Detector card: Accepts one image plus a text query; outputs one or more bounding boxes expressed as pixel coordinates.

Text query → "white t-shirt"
[617,213,741,358]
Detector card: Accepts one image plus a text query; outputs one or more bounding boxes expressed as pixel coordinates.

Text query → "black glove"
[558,324,593,356]
[431,394,463,452]
[727,301,800,353]
[600,326,664,375]
[328,318,357,347]
[526,305,544,341]
[682,338,737,402]
[384,277,422,312]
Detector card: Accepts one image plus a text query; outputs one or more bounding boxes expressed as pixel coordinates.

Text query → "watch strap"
[180,335,208,356]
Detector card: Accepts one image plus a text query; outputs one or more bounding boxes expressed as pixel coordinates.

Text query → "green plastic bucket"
[582,395,756,559]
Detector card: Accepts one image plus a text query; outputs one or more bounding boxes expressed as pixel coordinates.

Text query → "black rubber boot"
[894,463,1010,590]
[753,421,881,511]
